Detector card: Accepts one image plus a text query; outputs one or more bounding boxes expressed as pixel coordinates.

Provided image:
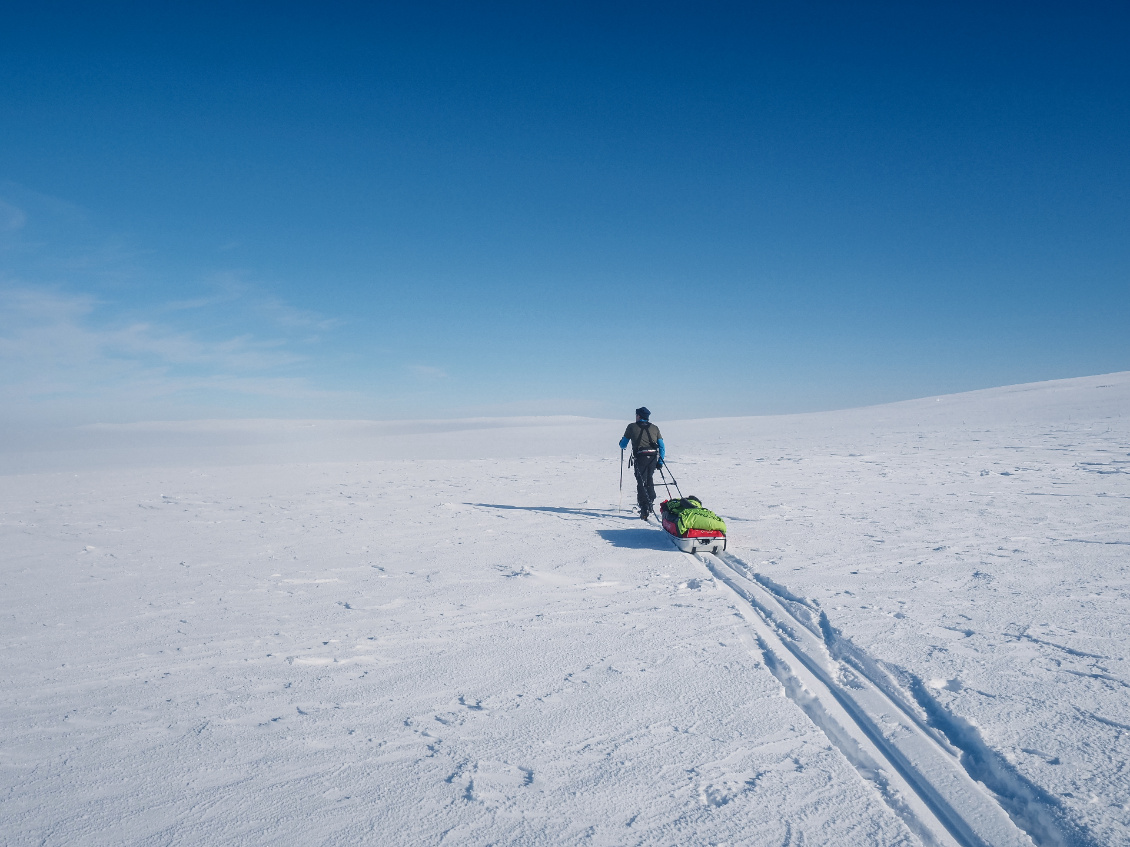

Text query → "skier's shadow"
[470,503,616,518]
[470,503,672,550]
[596,528,673,551]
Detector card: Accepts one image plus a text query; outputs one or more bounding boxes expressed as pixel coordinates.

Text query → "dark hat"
[635,407,650,419]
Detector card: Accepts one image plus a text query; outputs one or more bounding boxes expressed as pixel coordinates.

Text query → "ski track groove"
[731,551,1100,847]
[674,542,1098,847]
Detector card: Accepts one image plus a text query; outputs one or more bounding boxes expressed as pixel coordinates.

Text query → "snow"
[2,372,1128,846]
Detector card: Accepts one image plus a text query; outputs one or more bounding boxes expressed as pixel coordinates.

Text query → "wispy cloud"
[109,324,302,370]
[407,364,449,381]
[0,287,303,370]
[173,271,340,332]
[257,296,340,331]
[0,284,345,420]
[0,184,147,284]
[0,199,26,232]
[0,185,356,422]
[161,293,238,312]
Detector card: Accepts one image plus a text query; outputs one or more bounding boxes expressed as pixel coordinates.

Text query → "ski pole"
[617,448,624,514]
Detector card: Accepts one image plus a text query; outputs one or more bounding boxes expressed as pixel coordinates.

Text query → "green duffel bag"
[664,496,702,516]
[676,507,727,535]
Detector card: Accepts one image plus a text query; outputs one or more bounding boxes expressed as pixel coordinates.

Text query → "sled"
[659,502,727,554]
[661,519,727,554]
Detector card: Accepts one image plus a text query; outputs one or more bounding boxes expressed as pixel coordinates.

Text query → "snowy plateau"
[2,372,1128,847]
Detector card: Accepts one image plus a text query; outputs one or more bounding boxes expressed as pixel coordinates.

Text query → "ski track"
[676,541,1102,847]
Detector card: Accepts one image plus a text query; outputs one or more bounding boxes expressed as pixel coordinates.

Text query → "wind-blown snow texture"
[2,373,1127,846]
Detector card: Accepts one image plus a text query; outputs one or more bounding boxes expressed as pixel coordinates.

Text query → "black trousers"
[633,451,658,513]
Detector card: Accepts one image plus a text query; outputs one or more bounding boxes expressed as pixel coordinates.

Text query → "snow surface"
[2,372,1128,846]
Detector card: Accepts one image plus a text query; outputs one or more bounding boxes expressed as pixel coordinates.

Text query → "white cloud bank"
[0,285,347,423]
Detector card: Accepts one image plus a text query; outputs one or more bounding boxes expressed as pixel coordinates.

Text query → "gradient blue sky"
[2,1,1128,423]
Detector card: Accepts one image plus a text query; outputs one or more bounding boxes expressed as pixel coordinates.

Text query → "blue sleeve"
[619,436,630,450]
[658,438,665,461]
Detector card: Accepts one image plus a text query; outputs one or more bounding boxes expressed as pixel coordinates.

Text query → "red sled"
[659,503,727,554]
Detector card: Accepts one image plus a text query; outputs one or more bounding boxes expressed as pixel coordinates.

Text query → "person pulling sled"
[620,407,665,520]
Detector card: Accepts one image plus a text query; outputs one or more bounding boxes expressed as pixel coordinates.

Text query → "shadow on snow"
[469,503,673,550]
[470,503,620,518]
[596,528,673,551]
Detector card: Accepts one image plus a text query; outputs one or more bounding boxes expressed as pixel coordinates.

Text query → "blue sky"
[2,2,1128,423]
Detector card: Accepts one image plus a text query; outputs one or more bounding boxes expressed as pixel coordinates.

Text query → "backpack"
[634,422,658,452]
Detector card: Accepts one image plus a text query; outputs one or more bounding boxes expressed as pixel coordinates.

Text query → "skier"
[619,407,665,520]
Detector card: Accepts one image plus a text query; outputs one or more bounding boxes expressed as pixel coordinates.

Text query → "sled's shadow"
[596,528,673,551]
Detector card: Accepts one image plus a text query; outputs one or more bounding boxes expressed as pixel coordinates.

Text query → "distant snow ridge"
[697,550,1100,847]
